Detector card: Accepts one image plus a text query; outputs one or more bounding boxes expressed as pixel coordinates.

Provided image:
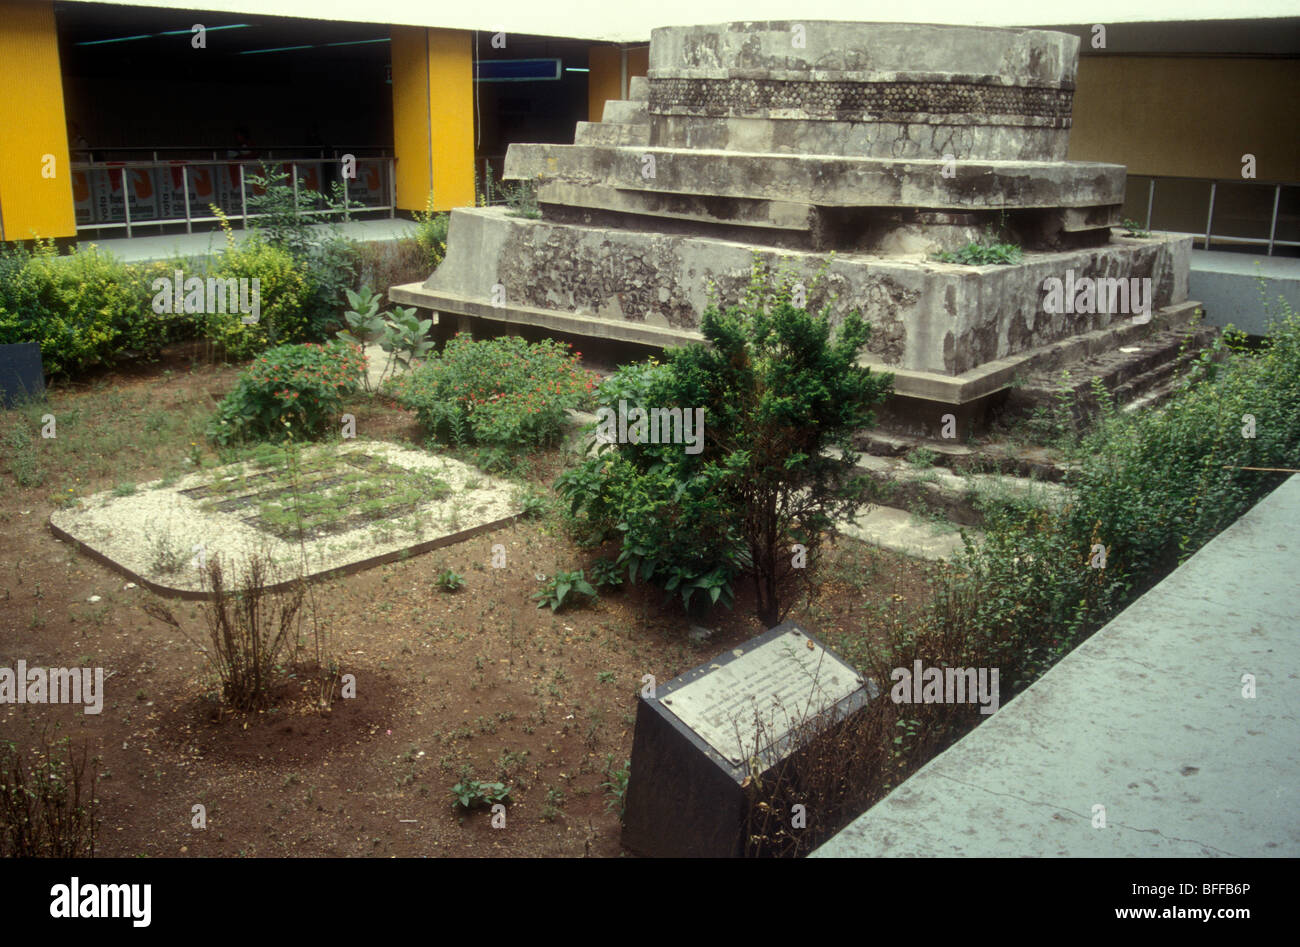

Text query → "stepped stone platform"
[391,21,1205,418]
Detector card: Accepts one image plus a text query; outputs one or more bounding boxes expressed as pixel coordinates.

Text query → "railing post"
[182,164,192,235]
[1204,181,1217,250]
[1145,177,1155,232]
[389,157,396,219]
[292,162,299,218]
[239,162,248,229]
[1268,184,1281,257]
[122,167,133,239]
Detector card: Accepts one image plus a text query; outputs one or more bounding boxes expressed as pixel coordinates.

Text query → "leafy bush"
[436,568,465,592]
[450,778,510,812]
[601,756,631,819]
[337,286,432,389]
[947,295,1300,691]
[208,341,364,444]
[242,164,361,341]
[202,231,314,361]
[0,241,172,376]
[514,487,549,519]
[934,241,1023,265]
[589,557,624,589]
[557,259,894,624]
[336,286,387,346]
[386,334,597,451]
[532,569,598,613]
[413,194,451,270]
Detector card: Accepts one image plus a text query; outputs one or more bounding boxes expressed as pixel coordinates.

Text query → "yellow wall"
[588,46,622,122]
[1069,56,1300,181]
[627,46,649,81]
[0,0,76,240]
[588,45,650,122]
[391,26,475,213]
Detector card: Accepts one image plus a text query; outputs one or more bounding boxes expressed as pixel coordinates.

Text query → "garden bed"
[49,440,520,597]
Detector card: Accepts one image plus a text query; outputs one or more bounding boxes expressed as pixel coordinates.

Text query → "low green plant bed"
[385,334,596,452]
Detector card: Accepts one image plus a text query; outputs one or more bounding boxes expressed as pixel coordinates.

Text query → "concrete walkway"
[80,217,417,263]
[814,473,1300,857]
[1190,248,1300,335]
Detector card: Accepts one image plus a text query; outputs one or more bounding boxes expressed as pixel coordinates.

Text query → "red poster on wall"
[71,168,95,224]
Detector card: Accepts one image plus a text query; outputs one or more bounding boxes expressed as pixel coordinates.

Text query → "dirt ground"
[0,343,941,857]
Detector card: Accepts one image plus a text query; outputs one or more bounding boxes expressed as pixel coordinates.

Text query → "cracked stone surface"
[813,474,1300,857]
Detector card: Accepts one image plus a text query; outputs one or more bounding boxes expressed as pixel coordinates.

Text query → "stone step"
[853,453,1069,529]
[628,76,649,102]
[1009,301,1205,380]
[601,99,649,124]
[853,429,1072,483]
[1110,347,1199,405]
[574,121,650,147]
[1005,325,1218,420]
[1120,376,1182,414]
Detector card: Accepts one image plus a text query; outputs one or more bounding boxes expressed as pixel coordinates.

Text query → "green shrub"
[0,241,171,376]
[934,241,1023,265]
[589,557,624,589]
[202,231,314,361]
[436,568,465,592]
[532,569,598,613]
[208,341,365,444]
[601,756,631,819]
[945,296,1300,691]
[242,164,361,342]
[386,334,596,451]
[450,778,510,812]
[413,195,450,271]
[557,259,894,624]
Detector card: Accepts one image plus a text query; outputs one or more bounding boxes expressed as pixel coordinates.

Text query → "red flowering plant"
[385,334,597,450]
[207,340,365,445]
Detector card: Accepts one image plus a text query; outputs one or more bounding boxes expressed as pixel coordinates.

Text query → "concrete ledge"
[813,474,1300,857]
[388,283,706,349]
[504,145,1125,210]
[392,277,1201,407]
[1189,249,1300,336]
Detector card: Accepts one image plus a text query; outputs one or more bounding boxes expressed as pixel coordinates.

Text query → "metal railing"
[1133,175,1298,256]
[71,155,396,238]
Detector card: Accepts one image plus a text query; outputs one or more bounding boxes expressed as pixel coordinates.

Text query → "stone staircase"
[574,76,651,147]
[836,442,1070,561]
[1001,314,1220,423]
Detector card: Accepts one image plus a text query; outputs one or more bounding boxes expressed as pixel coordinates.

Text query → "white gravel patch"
[50,440,521,595]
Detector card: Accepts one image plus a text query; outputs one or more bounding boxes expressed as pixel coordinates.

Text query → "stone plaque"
[621,621,877,858]
[0,343,45,409]
[663,628,862,766]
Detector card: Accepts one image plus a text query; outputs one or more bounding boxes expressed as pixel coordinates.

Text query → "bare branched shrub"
[740,700,893,858]
[145,554,307,711]
[740,586,1003,857]
[0,732,98,858]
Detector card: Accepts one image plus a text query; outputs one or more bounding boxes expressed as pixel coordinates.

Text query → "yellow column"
[0,0,76,240]
[588,45,622,123]
[391,26,475,213]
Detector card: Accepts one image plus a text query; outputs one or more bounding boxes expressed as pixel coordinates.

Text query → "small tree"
[559,260,894,625]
